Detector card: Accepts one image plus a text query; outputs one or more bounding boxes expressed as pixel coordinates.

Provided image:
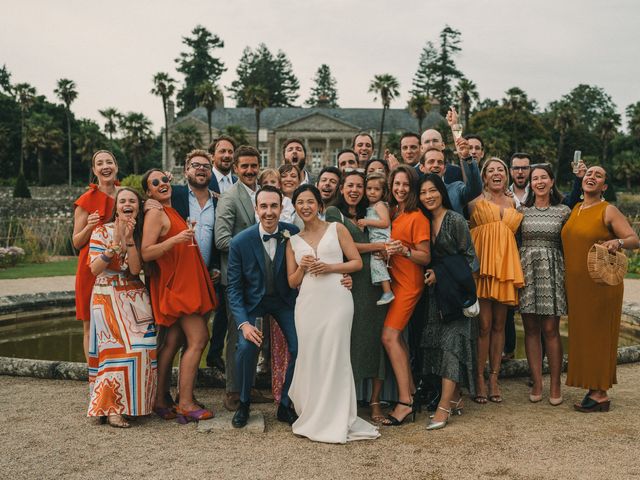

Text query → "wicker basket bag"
[587,243,628,286]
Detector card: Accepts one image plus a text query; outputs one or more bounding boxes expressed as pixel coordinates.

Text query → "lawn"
[0,258,78,279]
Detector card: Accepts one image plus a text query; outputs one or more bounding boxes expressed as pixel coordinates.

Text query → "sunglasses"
[151,176,170,187]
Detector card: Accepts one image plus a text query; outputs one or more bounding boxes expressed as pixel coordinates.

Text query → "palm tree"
[551,101,577,178]
[98,107,121,144]
[407,94,431,133]
[626,101,640,143]
[598,115,620,166]
[150,72,176,170]
[612,151,640,190]
[119,112,154,174]
[25,112,64,185]
[454,78,480,128]
[76,119,108,182]
[241,85,270,148]
[369,74,400,157]
[196,81,223,144]
[13,83,36,175]
[169,124,204,166]
[54,78,78,185]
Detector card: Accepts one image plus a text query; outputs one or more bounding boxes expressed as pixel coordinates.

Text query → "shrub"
[120,174,145,197]
[0,246,26,268]
[13,173,31,198]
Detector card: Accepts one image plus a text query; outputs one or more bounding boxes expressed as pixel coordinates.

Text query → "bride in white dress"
[285,185,380,443]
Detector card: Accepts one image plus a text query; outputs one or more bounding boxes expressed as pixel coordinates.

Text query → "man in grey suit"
[214,145,261,411]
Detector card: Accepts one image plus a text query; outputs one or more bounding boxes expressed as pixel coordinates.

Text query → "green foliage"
[369,74,400,157]
[229,43,300,107]
[454,77,479,127]
[305,64,339,107]
[75,119,109,183]
[196,81,223,143]
[407,94,432,133]
[119,112,154,174]
[169,123,203,166]
[411,41,438,98]
[120,174,145,197]
[223,125,249,145]
[629,251,640,275]
[13,172,31,198]
[0,257,77,279]
[26,112,64,185]
[175,26,226,116]
[384,132,401,157]
[612,150,640,190]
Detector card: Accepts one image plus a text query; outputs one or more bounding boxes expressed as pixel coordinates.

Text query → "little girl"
[358,173,394,305]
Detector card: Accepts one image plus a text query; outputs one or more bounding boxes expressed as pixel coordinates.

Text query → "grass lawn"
[0,258,78,279]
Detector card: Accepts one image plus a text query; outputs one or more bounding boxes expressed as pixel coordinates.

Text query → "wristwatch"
[617,239,624,249]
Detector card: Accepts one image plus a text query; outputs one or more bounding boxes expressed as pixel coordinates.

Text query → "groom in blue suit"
[226,185,299,428]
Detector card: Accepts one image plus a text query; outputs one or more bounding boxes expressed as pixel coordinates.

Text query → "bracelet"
[100,253,112,263]
[126,243,135,247]
[617,239,624,249]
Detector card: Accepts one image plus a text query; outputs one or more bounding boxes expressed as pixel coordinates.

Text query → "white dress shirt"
[259,224,279,260]
[213,166,234,194]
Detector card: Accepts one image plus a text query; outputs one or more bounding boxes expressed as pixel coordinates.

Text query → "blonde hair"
[481,157,510,185]
[185,149,213,167]
[258,168,280,187]
[91,150,117,167]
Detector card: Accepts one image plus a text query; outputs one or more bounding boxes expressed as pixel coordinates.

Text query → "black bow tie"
[262,232,280,242]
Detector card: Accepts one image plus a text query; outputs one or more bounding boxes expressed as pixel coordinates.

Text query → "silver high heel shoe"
[450,397,464,415]
[426,407,451,431]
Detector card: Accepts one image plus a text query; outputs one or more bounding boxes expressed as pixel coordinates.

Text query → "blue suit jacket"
[227,222,299,328]
[171,185,218,269]
[209,172,237,194]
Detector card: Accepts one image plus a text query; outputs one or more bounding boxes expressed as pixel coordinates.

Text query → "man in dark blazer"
[226,185,299,427]
[214,145,261,411]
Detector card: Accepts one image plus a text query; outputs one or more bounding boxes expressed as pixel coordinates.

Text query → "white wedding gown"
[288,222,380,443]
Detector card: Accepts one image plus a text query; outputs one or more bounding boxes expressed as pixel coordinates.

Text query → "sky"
[2,0,639,134]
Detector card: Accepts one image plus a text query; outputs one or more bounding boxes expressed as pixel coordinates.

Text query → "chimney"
[167,100,175,126]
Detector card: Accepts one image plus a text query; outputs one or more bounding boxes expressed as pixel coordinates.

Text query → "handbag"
[587,243,627,286]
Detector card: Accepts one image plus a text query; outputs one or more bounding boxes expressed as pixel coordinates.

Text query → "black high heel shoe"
[381,400,416,426]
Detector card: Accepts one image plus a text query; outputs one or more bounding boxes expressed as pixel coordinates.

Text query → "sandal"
[450,397,464,415]
[153,406,177,420]
[381,400,416,426]
[175,406,214,424]
[107,414,131,428]
[488,371,503,403]
[369,402,386,423]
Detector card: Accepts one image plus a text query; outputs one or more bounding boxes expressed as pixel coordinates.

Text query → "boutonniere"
[281,229,291,243]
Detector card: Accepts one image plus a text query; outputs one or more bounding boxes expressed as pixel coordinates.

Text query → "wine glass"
[385,239,394,268]
[571,150,582,174]
[451,123,463,140]
[186,217,197,247]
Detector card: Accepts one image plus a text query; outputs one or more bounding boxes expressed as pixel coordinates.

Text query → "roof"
[176,106,443,133]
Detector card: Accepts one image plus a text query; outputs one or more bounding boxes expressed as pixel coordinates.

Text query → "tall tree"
[597,115,620,166]
[169,124,203,166]
[150,72,177,169]
[410,41,438,97]
[75,119,108,182]
[407,94,431,133]
[625,101,640,143]
[222,125,249,145]
[549,100,577,178]
[13,82,36,175]
[229,44,300,107]
[54,78,78,185]
[98,107,121,143]
[431,26,463,113]
[502,87,537,151]
[611,150,640,190]
[174,25,226,116]
[119,112,154,174]
[454,77,480,128]
[0,64,12,95]
[241,85,270,147]
[196,80,222,144]
[560,84,617,132]
[305,64,339,107]
[25,112,64,185]
[369,74,400,157]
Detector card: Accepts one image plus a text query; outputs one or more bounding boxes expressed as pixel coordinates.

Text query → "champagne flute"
[384,239,394,268]
[186,217,197,247]
[571,150,582,174]
[451,123,463,140]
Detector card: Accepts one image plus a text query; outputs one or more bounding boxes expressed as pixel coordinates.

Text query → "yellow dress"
[470,199,524,306]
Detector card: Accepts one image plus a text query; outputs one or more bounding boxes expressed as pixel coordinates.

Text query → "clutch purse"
[587,243,627,286]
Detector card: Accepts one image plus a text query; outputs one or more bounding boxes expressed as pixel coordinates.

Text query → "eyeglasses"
[188,162,211,171]
[151,176,170,187]
[510,166,530,172]
[343,168,365,173]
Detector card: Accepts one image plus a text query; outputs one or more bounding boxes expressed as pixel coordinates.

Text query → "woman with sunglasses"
[72,150,119,363]
[141,169,218,423]
[518,164,570,406]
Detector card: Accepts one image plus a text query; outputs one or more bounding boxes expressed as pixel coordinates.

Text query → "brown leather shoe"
[223,392,240,411]
[250,388,274,403]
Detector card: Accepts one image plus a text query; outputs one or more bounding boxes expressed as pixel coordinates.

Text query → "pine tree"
[229,44,299,107]
[410,41,438,97]
[305,64,339,107]
[431,26,463,113]
[175,25,226,116]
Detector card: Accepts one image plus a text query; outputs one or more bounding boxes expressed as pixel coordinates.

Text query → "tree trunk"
[20,112,25,175]
[418,115,424,134]
[207,108,213,144]
[255,109,260,149]
[555,134,564,180]
[66,110,72,186]
[162,98,169,171]
[377,107,387,158]
[37,150,44,186]
[133,155,139,175]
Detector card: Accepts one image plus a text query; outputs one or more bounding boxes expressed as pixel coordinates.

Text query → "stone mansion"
[163,103,443,173]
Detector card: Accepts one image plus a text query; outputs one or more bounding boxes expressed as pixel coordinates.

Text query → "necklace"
[534,205,550,211]
[578,198,604,216]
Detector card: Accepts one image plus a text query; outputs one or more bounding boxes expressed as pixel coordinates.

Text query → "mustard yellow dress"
[561,201,623,390]
[470,199,524,306]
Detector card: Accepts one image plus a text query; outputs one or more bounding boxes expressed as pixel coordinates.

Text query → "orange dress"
[74,185,116,321]
[384,210,430,330]
[148,206,217,327]
[561,201,623,390]
[470,199,524,306]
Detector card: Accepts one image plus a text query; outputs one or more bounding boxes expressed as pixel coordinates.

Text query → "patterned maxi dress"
[87,223,157,417]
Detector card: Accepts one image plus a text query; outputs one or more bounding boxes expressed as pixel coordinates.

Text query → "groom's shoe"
[232,401,250,428]
[277,403,298,426]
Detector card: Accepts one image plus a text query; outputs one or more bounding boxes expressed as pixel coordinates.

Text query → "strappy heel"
[488,370,503,403]
[450,397,464,415]
[426,407,451,431]
[369,402,386,423]
[381,400,416,426]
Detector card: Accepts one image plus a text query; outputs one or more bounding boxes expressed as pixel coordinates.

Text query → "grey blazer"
[214,181,257,285]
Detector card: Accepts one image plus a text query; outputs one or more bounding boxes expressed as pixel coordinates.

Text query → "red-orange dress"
[74,185,116,321]
[148,206,217,327]
[384,209,430,330]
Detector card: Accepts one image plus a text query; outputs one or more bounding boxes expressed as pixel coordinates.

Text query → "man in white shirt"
[209,135,238,196]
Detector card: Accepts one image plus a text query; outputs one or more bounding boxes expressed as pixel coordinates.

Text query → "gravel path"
[1,366,639,480]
